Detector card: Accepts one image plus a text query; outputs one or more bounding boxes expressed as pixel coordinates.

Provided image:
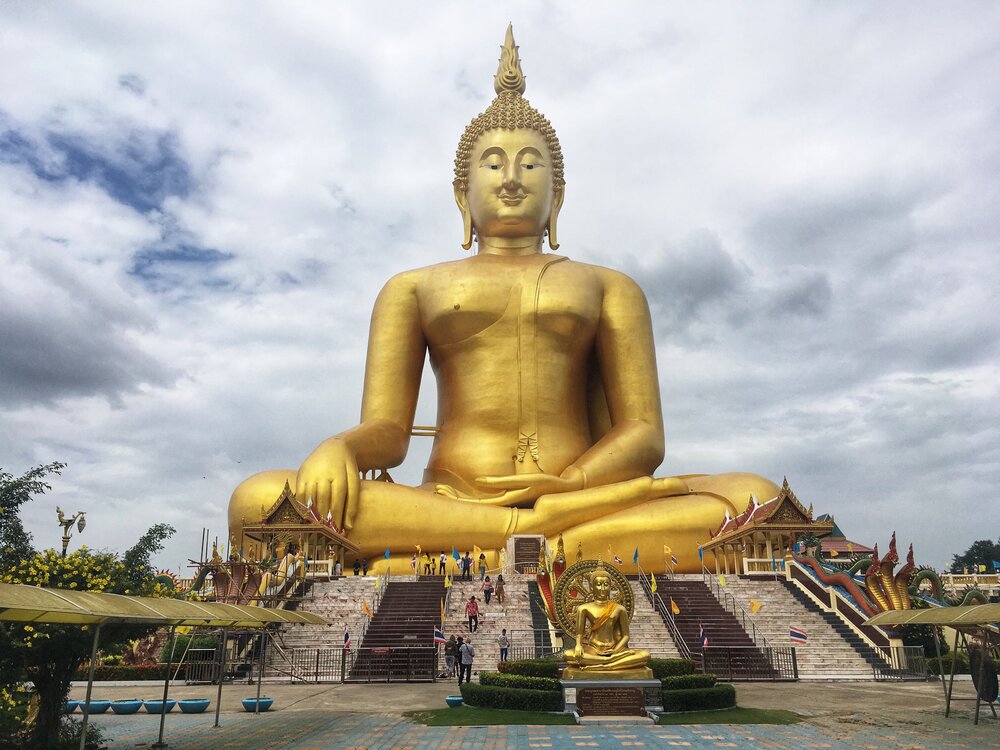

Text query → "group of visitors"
[443,628,510,684]
[457,550,490,580]
[351,558,368,576]
[410,551,452,575]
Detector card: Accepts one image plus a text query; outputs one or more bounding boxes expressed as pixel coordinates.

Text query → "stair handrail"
[700,563,769,648]
[636,564,694,661]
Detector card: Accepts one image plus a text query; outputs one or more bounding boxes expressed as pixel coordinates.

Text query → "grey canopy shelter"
[0,582,328,749]
[866,604,1000,725]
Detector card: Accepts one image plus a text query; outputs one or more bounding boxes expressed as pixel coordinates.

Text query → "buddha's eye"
[483,164,502,170]
[522,163,544,171]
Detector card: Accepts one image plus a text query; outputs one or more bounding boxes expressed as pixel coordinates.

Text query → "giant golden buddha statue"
[229,27,779,573]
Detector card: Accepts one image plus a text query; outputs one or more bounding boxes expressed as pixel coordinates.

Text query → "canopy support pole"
[945,629,961,717]
[974,627,988,725]
[152,625,176,748]
[213,627,229,728]
[932,626,948,709]
[255,630,267,714]
[78,623,102,750]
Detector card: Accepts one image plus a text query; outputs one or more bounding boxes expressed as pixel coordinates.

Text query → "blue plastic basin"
[178,698,211,714]
[64,701,79,714]
[111,699,143,715]
[445,695,464,708]
[80,700,111,715]
[143,699,176,714]
[241,697,273,712]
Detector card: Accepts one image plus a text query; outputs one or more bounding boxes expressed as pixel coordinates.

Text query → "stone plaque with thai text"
[576,686,645,716]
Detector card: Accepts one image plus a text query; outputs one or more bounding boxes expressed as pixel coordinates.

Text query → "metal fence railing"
[346,646,437,682]
[873,645,928,681]
[702,645,798,681]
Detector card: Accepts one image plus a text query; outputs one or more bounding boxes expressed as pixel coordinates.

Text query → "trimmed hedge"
[496,658,562,678]
[649,658,696,679]
[662,684,736,713]
[73,664,186,681]
[661,673,716,691]
[927,654,970,675]
[479,672,561,692]
[460,682,564,712]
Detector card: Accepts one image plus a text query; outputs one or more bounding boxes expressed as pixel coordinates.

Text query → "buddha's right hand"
[295,438,360,532]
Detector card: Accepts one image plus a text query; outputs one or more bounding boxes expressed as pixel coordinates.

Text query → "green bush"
[649,658,696,678]
[661,673,716,691]
[479,672,561,692]
[662,684,736,712]
[73,664,186,681]
[496,658,562,678]
[927,653,970,675]
[460,682,563,712]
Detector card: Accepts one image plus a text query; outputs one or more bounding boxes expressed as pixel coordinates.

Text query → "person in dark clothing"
[353,559,361,576]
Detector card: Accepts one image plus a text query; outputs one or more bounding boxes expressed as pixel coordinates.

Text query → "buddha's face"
[592,573,611,601]
[461,128,561,240]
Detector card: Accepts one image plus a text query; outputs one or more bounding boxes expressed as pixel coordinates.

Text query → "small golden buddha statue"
[227,26,778,573]
[563,561,649,676]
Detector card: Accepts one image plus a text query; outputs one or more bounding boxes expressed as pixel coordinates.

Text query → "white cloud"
[2,2,999,570]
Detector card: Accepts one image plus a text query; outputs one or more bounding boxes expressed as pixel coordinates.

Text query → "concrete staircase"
[627,581,681,659]
[348,578,444,681]
[720,576,884,679]
[266,576,374,676]
[443,574,541,668]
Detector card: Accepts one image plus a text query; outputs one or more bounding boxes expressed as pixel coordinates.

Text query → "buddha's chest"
[419,262,602,348]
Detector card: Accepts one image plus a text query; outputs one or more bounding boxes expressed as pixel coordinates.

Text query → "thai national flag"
[433,627,447,645]
[613,554,623,565]
[699,624,709,648]
[343,629,351,650]
[670,555,679,566]
[789,626,808,645]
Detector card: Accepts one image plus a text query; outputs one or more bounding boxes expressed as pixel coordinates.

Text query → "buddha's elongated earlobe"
[547,186,565,251]
[454,186,473,250]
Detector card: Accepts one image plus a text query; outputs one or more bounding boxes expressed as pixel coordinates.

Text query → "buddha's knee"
[228,469,296,532]
[684,472,780,504]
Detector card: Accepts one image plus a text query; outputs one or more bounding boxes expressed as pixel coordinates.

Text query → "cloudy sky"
[2,2,998,572]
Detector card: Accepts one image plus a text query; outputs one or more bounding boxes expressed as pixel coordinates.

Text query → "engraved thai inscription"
[576,686,645,716]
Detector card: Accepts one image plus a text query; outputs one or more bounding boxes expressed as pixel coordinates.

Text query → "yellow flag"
[749,599,763,614]
[847,542,853,553]
[671,598,680,615]
[443,574,452,589]
[663,545,671,555]
[176,625,192,635]
[719,574,727,587]
[650,573,657,593]
[473,544,482,558]
[440,597,445,623]
[362,600,373,617]
[374,576,379,590]
[830,549,839,557]
[416,543,422,555]
[978,564,987,573]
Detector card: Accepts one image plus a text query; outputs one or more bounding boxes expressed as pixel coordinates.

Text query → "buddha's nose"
[502,163,520,189]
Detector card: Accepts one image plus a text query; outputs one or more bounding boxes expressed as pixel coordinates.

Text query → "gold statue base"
[561,666,654,681]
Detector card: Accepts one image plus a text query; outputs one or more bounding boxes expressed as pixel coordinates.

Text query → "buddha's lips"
[499,194,525,205]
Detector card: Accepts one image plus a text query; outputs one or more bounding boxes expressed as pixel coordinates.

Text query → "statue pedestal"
[560,677,662,722]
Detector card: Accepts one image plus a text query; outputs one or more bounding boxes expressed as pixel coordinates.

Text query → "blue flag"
[698,547,704,561]
[384,547,391,559]
[993,560,1000,572]
[452,546,461,561]
[632,547,639,565]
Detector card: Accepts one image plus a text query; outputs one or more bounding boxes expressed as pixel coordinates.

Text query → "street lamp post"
[56,506,86,557]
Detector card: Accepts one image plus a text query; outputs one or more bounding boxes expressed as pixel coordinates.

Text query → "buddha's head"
[454,25,564,251]
[589,561,612,602]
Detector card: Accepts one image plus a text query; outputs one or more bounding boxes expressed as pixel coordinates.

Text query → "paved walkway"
[76,681,999,750]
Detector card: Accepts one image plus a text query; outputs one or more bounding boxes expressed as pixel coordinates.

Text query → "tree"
[0,462,65,572]
[0,463,175,749]
[950,538,1000,573]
